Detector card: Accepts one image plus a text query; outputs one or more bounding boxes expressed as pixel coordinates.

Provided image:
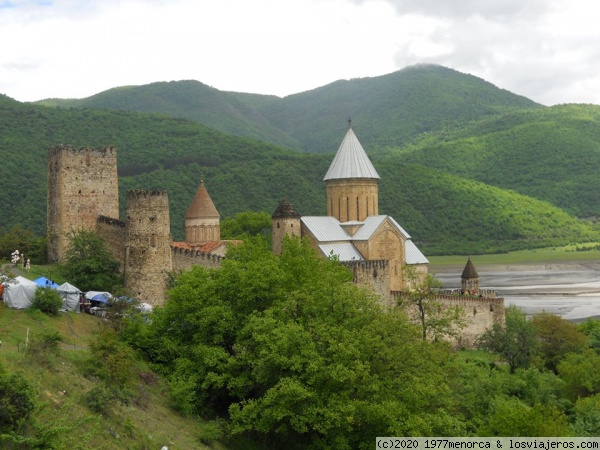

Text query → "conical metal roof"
[323,127,380,181]
[185,180,220,219]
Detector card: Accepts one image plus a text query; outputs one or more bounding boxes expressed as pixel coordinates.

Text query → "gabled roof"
[323,127,380,181]
[405,240,429,265]
[185,180,220,219]
[352,215,411,241]
[319,243,364,261]
[301,216,351,242]
[302,214,427,265]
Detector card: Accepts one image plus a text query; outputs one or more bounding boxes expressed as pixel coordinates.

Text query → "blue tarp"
[85,291,112,304]
[33,277,59,289]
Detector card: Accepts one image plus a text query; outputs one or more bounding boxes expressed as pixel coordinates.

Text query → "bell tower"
[324,121,380,222]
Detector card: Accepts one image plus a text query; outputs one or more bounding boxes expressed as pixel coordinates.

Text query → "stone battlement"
[48,145,117,158]
[126,189,168,200]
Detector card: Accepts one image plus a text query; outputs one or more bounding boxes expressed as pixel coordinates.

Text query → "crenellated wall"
[342,260,392,307]
[391,291,505,348]
[171,247,224,272]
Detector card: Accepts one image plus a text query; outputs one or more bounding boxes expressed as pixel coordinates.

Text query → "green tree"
[0,370,36,432]
[220,211,271,240]
[578,319,600,353]
[477,396,569,436]
[0,225,46,264]
[398,268,465,341]
[137,237,463,448]
[557,350,600,400]
[478,305,537,373]
[58,230,122,292]
[572,394,600,436]
[32,287,63,316]
[532,312,587,373]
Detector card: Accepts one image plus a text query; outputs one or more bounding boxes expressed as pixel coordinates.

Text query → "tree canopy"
[133,237,463,448]
[58,230,122,292]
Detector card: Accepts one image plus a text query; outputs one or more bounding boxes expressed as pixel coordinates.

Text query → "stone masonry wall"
[124,190,172,306]
[97,216,126,266]
[47,146,119,261]
[342,260,392,308]
[392,291,505,349]
[171,247,224,272]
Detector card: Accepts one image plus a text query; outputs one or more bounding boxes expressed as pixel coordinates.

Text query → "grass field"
[428,242,600,268]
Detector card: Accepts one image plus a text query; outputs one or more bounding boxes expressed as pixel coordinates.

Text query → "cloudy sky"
[2,0,599,105]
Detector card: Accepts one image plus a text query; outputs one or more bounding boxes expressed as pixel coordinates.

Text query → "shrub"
[0,372,36,431]
[32,287,63,316]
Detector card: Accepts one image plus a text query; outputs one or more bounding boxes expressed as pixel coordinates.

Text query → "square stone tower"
[47,145,119,261]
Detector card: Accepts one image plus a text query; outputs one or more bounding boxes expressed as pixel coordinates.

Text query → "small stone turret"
[461,257,479,294]
[124,190,172,306]
[272,198,301,255]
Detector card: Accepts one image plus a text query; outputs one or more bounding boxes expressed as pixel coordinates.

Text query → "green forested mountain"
[0,92,598,255]
[35,64,540,153]
[395,104,600,219]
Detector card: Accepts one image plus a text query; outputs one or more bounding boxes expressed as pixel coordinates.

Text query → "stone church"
[272,124,429,298]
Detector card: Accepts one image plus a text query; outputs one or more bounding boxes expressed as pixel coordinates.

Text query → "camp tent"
[3,276,37,309]
[34,276,59,290]
[85,291,112,305]
[57,282,82,312]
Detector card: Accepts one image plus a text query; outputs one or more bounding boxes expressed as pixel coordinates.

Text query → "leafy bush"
[32,287,63,316]
[0,372,36,431]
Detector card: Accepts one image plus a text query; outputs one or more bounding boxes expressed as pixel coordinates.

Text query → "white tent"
[3,276,37,309]
[57,282,82,312]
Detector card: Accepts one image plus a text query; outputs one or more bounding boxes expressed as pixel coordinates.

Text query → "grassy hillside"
[35,64,541,153]
[374,162,598,254]
[0,306,242,449]
[396,104,600,218]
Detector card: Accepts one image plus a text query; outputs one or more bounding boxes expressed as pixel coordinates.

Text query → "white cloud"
[1,0,600,105]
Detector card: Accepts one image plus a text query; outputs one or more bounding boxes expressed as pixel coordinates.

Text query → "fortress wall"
[341,260,392,308]
[97,215,126,266]
[391,291,505,349]
[171,247,224,272]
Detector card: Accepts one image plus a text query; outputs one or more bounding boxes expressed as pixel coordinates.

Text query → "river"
[431,262,600,322]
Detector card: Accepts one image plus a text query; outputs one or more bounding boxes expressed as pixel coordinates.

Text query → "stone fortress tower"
[124,190,173,304]
[47,146,119,261]
[271,198,301,256]
[46,145,228,306]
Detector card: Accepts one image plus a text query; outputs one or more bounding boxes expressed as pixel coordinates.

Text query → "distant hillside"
[396,104,600,219]
[1,97,595,254]
[249,64,541,153]
[35,64,541,153]
[37,80,302,150]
